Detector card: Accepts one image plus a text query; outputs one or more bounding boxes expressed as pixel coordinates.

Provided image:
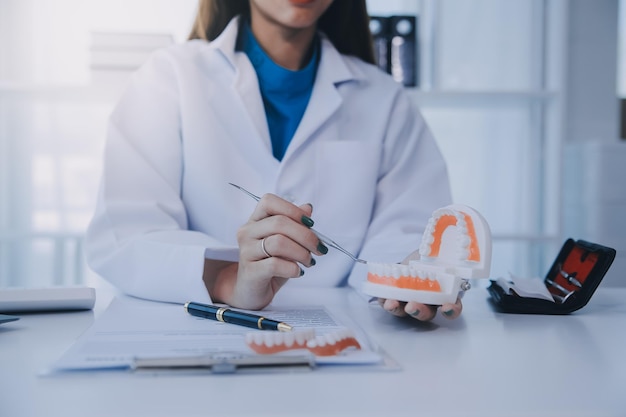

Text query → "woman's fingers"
[299,202,313,218]
[240,194,324,259]
[404,301,438,321]
[380,298,408,317]
[378,298,463,321]
[250,193,315,229]
[254,256,304,280]
[440,297,463,319]
[259,234,317,267]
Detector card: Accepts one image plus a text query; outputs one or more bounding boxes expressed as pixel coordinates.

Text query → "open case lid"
[488,239,616,314]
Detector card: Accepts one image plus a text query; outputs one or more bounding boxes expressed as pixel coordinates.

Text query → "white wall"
[617,0,626,98]
[564,0,620,144]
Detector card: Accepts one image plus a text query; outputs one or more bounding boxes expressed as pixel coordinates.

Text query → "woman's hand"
[378,297,463,321]
[209,193,326,310]
[377,249,463,321]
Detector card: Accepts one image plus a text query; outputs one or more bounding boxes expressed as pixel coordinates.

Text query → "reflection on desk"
[2,285,626,417]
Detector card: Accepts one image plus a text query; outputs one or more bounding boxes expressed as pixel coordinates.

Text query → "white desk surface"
[1,283,625,417]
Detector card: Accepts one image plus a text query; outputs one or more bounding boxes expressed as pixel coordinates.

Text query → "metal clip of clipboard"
[132,352,316,374]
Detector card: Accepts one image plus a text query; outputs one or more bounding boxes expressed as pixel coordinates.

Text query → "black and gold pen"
[184,301,293,332]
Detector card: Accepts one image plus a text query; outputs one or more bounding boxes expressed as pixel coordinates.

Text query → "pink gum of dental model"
[245,328,361,357]
[362,204,492,305]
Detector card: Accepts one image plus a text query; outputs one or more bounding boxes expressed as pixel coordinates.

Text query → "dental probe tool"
[556,264,583,288]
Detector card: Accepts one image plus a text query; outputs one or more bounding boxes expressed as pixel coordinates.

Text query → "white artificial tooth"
[392,265,400,278]
[273,332,283,345]
[419,244,430,256]
[254,333,264,344]
[263,333,274,347]
[325,334,336,345]
[245,333,254,344]
[460,248,470,259]
[383,264,393,277]
[316,336,327,347]
[284,333,295,347]
[296,330,314,345]
[377,264,385,277]
[307,339,318,348]
[459,235,471,246]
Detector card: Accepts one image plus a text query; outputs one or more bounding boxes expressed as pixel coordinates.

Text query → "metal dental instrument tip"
[556,264,583,288]
[228,183,367,264]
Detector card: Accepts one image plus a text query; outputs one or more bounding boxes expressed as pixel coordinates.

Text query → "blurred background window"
[0,0,623,288]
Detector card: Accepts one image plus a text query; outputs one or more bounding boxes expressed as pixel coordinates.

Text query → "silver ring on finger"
[260,237,271,258]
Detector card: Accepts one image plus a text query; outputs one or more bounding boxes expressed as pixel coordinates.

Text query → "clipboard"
[132,352,316,374]
[49,298,401,375]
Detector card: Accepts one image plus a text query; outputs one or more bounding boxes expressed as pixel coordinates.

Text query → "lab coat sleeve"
[85,50,234,304]
[347,88,453,290]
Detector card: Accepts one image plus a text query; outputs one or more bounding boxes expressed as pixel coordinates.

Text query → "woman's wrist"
[202,259,236,304]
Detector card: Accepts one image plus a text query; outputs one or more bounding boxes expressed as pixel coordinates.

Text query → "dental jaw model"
[245,328,361,357]
[362,204,492,305]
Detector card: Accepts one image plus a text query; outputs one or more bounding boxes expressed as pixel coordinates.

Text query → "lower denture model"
[245,328,361,357]
[362,204,492,305]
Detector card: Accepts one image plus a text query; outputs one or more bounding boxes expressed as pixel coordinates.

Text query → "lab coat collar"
[209,17,274,159]
[208,16,366,164]
[207,17,241,71]
[209,16,362,85]
[282,36,347,161]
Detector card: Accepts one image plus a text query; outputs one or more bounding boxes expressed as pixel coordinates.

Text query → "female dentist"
[85,0,463,322]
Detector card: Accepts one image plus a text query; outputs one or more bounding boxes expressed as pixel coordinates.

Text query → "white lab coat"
[85,17,452,304]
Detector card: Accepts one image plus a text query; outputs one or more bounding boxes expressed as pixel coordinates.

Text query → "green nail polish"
[317,241,328,254]
[408,309,420,317]
[301,215,314,228]
[299,268,305,277]
[443,309,454,317]
[310,258,316,267]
